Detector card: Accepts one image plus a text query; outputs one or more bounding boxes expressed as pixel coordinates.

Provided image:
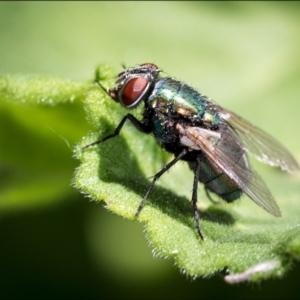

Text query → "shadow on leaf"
[90,123,237,237]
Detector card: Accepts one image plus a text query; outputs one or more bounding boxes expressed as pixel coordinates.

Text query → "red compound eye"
[121,77,148,107]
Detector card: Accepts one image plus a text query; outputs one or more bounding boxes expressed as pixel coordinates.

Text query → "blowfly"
[83,63,299,239]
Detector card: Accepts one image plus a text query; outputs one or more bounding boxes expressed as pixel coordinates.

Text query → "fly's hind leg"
[192,156,204,240]
[204,187,220,204]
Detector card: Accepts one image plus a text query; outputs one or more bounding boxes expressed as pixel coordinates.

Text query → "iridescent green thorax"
[147,78,221,129]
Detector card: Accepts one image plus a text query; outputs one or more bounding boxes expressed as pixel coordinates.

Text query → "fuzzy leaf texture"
[74,65,300,282]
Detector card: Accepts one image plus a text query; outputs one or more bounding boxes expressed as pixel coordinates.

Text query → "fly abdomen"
[189,157,242,203]
[189,126,251,203]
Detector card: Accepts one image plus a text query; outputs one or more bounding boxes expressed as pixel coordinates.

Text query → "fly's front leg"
[82,114,152,150]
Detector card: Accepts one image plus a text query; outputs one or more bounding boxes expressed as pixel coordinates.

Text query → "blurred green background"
[1,2,300,299]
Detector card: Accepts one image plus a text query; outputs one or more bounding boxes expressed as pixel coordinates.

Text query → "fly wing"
[217,108,299,173]
[176,124,281,217]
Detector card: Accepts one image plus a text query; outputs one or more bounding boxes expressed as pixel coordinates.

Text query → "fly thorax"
[148,96,170,114]
[151,112,178,145]
[201,105,220,129]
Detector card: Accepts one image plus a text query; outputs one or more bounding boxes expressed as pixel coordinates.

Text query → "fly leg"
[204,187,220,204]
[135,148,188,217]
[82,114,152,149]
[192,156,204,240]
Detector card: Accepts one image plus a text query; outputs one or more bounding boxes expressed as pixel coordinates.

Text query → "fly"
[83,63,299,240]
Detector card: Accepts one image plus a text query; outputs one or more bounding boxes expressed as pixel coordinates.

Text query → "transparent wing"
[176,124,281,217]
[217,107,299,173]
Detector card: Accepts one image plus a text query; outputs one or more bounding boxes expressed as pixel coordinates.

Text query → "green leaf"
[74,65,300,282]
[0,74,91,211]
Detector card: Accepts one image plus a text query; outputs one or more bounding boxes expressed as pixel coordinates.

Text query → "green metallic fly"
[84,63,299,239]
